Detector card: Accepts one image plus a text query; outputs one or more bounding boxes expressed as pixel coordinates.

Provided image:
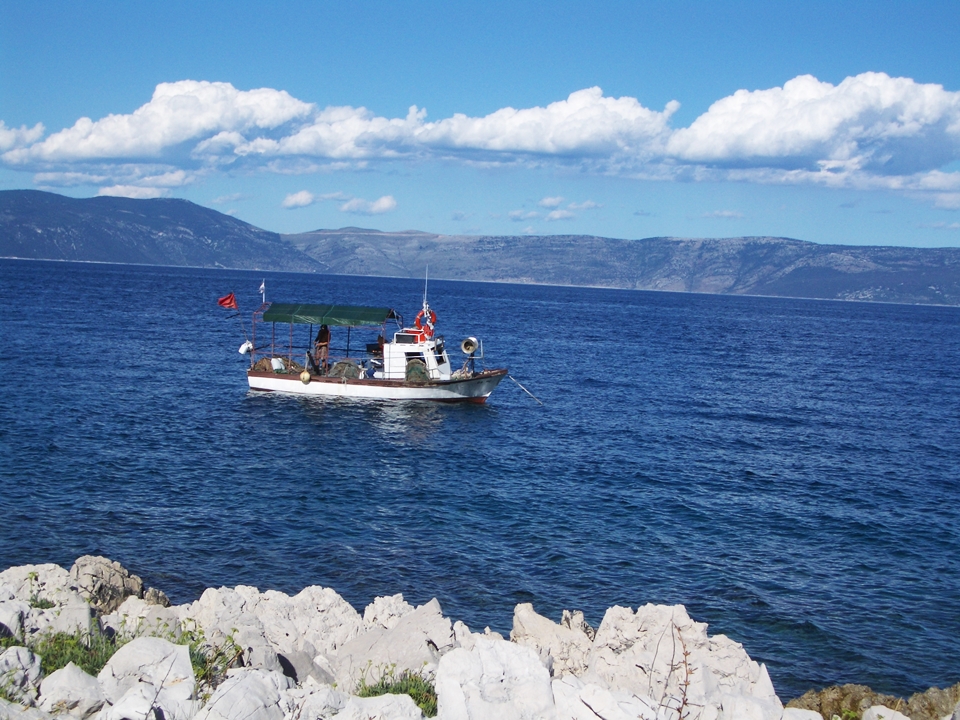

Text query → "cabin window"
[395,333,418,344]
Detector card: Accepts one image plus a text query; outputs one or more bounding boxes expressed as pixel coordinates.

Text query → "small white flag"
[259,280,265,295]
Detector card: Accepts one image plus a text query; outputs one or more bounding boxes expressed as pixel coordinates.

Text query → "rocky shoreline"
[0,557,956,720]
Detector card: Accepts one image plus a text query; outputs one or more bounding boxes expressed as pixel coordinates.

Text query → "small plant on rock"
[356,664,438,718]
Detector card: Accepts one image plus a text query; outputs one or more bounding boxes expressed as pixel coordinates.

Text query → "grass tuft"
[356,666,438,717]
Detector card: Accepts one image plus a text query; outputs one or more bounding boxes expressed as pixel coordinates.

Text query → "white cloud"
[339,195,396,215]
[282,190,316,208]
[5,73,960,210]
[0,121,44,152]
[212,192,245,204]
[539,196,564,208]
[935,193,960,209]
[919,221,960,229]
[667,72,960,176]
[97,185,168,199]
[509,210,539,221]
[568,200,601,210]
[4,80,312,163]
[419,88,678,155]
[546,209,575,221]
[702,210,744,219]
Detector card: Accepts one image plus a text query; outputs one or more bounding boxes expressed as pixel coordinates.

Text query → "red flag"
[217,292,238,310]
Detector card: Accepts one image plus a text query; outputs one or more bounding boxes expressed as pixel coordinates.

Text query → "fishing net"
[251,357,304,373]
[405,359,430,383]
[328,360,361,379]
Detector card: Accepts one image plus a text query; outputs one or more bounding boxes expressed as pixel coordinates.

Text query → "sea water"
[1,258,958,700]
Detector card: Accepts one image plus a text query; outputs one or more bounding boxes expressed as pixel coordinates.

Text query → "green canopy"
[261,303,397,327]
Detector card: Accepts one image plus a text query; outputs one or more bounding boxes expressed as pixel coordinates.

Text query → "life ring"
[415,309,437,337]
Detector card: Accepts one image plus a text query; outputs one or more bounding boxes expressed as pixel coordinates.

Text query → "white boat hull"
[247,369,507,403]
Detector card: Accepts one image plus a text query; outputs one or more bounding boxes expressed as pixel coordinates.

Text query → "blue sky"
[2,1,959,245]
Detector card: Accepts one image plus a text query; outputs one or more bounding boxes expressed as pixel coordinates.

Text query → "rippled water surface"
[2,258,959,699]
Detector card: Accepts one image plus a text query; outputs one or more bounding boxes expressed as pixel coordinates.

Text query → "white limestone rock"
[435,635,557,720]
[582,604,782,720]
[862,706,911,720]
[332,694,424,720]
[552,676,657,720]
[0,647,42,704]
[26,603,93,639]
[252,586,364,664]
[282,681,347,720]
[176,587,282,673]
[100,597,182,640]
[193,669,293,720]
[0,599,30,640]
[452,622,475,652]
[333,598,454,690]
[96,637,196,720]
[0,565,76,608]
[0,699,53,720]
[363,595,415,631]
[510,604,593,678]
[780,709,825,720]
[38,662,105,718]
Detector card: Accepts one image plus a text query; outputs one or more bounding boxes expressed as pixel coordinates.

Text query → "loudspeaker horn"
[461,336,479,354]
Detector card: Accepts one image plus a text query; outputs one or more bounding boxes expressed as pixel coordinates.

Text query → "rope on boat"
[508,374,543,405]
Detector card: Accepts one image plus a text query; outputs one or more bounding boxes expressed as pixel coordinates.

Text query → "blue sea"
[2,258,959,700]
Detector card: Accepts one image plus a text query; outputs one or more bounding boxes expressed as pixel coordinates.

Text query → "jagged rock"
[780,709,823,720]
[863,706,911,720]
[333,694,425,719]
[452,621,475,652]
[0,565,78,607]
[176,587,282,673]
[552,675,657,720]
[559,610,595,642]
[510,603,593,678]
[37,662,105,718]
[333,598,454,690]
[27,603,93,638]
[435,635,556,720]
[582,604,782,720]
[69,557,143,615]
[0,647,42,704]
[276,649,333,686]
[143,588,171,608]
[252,586,364,660]
[192,669,294,720]
[283,681,346,719]
[363,594,415,631]
[0,598,30,640]
[788,681,960,720]
[96,637,196,720]
[101,597,182,640]
[0,699,53,720]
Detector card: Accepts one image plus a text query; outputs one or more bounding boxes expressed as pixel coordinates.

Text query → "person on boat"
[314,324,330,372]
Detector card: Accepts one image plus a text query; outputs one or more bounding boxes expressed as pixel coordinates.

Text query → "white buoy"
[239,341,253,355]
[300,370,311,384]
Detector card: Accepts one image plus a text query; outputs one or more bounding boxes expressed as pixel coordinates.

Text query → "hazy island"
[2,189,960,306]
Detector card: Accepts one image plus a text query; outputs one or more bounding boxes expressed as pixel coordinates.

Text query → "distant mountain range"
[3,189,960,305]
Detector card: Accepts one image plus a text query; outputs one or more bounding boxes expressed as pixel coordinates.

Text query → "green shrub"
[29,631,124,677]
[356,666,438,717]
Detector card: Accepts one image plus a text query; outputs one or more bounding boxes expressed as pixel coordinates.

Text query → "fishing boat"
[238,297,507,403]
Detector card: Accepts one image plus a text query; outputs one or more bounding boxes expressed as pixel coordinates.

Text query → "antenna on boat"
[422,266,429,311]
